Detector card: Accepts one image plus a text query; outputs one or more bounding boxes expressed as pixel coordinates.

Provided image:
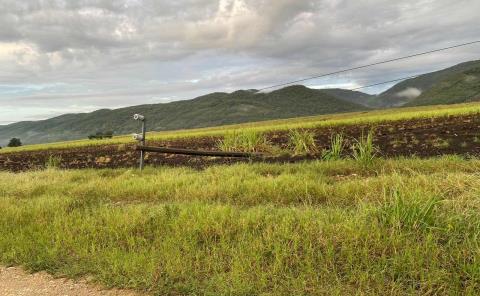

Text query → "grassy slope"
[1,157,480,294]
[406,66,480,106]
[0,85,366,146]
[2,101,480,154]
[374,60,480,107]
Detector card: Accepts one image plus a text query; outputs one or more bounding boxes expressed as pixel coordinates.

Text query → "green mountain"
[405,65,480,106]
[3,60,479,146]
[321,88,376,106]
[373,60,480,107]
[0,85,368,146]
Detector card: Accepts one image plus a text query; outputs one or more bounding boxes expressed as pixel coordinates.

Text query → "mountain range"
[1,59,479,146]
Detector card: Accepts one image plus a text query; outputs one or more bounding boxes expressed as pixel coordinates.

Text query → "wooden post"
[136,145,262,158]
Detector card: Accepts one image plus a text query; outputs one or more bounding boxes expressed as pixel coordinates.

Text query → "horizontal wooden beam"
[136,145,262,158]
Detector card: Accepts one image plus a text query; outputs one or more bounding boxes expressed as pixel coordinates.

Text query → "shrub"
[288,129,318,155]
[351,130,377,167]
[88,131,114,140]
[322,134,344,160]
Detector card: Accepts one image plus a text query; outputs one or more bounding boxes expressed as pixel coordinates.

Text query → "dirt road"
[0,266,143,296]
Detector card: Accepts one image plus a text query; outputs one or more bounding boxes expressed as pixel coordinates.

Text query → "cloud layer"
[1,0,479,123]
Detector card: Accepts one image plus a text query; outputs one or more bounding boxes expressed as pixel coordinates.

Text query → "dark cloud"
[0,0,479,123]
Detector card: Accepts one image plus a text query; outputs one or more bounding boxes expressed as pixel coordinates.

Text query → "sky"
[0,0,479,124]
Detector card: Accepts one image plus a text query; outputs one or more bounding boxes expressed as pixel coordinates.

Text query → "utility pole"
[133,114,146,170]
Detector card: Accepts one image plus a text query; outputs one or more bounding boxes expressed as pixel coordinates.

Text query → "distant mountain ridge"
[373,60,480,107]
[0,85,368,146]
[1,59,479,146]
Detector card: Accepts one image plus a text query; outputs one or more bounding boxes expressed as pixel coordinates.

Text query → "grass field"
[1,157,480,295]
[2,102,480,154]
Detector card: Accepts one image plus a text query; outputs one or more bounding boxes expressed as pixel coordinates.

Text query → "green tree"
[7,138,22,147]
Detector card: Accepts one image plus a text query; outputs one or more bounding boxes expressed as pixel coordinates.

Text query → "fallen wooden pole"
[136,145,262,158]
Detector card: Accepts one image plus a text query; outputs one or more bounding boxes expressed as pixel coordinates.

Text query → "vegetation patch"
[1,157,480,294]
[217,130,271,153]
[431,137,451,148]
[88,131,114,140]
[322,133,345,160]
[45,155,62,169]
[287,129,318,155]
[351,129,378,167]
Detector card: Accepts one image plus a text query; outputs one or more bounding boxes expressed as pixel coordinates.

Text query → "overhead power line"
[349,74,421,91]
[257,40,480,91]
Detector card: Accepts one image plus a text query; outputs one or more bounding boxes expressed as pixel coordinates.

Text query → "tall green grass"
[352,130,378,167]
[45,154,62,169]
[288,129,318,155]
[1,157,480,294]
[322,133,345,160]
[218,130,269,153]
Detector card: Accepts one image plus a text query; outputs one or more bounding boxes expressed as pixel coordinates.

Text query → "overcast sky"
[0,0,479,124]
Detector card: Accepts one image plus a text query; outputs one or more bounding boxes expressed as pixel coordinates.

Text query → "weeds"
[241,130,269,152]
[431,138,450,148]
[217,131,241,152]
[45,155,62,169]
[351,130,377,167]
[322,133,344,160]
[410,135,420,145]
[218,130,270,153]
[288,129,318,155]
[377,190,441,232]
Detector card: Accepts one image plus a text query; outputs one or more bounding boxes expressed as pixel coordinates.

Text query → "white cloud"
[0,0,479,122]
[396,87,422,99]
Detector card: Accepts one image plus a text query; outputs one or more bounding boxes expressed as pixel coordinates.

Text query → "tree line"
[1,130,114,149]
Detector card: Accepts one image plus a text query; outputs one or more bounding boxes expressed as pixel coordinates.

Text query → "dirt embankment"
[1,114,480,172]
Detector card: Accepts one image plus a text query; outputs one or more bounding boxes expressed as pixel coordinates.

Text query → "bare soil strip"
[0,266,143,296]
[1,114,480,172]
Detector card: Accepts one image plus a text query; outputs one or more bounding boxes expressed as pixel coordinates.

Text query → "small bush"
[351,130,377,167]
[288,129,318,155]
[218,130,270,153]
[322,134,344,160]
[88,131,114,140]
